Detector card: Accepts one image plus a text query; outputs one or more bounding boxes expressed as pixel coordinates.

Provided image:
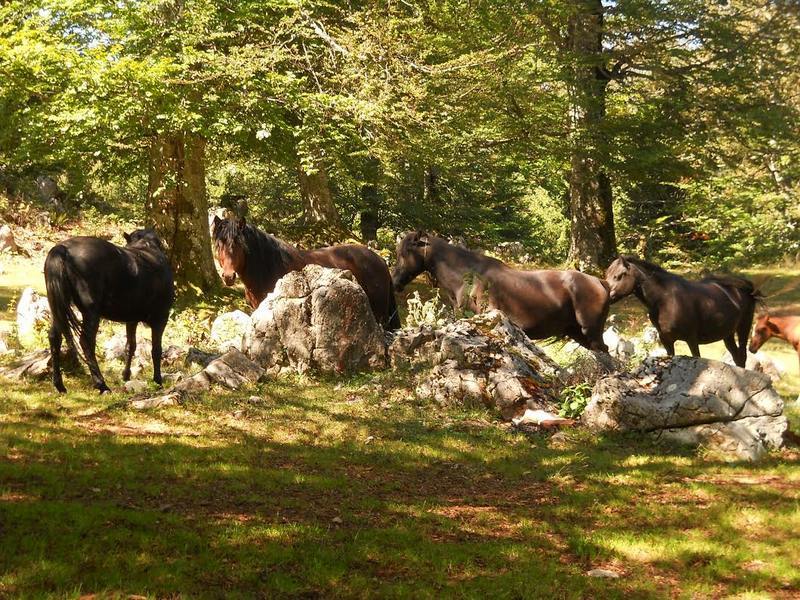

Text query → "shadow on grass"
[1,377,799,598]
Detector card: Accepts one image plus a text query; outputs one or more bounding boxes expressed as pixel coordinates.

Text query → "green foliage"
[558,382,593,419]
[404,290,451,328]
[1,0,798,266]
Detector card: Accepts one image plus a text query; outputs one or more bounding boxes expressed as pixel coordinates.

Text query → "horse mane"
[432,235,507,270]
[212,218,295,285]
[622,255,671,276]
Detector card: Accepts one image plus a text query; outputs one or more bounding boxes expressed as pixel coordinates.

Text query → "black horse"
[392,231,611,350]
[604,255,760,367]
[212,216,400,330]
[44,229,175,393]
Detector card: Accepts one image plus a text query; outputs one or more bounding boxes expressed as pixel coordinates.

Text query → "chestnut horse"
[604,255,760,367]
[44,229,174,393]
[212,216,400,330]
[749,313,800,373]
[391,231,610,350]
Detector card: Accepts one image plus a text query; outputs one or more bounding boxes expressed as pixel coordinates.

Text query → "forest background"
[1,0,799,293]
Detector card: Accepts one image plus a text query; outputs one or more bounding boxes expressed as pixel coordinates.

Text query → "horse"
[391,231,611,351]
[749,312,800,373]
[211,216,400,331]
[604,255,760,367]
[44,229,175,393]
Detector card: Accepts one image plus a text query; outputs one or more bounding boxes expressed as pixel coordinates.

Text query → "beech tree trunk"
[359,157,381,242]
[566,0,617,271]
[298,161,343,231]
[146,133,218,292]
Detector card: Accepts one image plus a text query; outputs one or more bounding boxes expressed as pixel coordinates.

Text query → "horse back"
[485,267,608,336]
[55,236,174,323]
[304,244,395,327]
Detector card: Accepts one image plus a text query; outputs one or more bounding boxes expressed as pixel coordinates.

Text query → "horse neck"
[631,266,672,308]
[427,239,492,293]
[239,233,305,303]
[769,316,800,343]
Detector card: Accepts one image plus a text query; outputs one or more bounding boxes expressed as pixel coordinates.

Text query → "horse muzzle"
[222,273,237,286]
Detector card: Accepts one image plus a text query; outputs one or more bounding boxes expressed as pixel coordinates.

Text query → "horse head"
[749,313,778,353]
[124,229,166,254]
[212,215,247,286]
[604,255,639,302]
[392,230,431,291]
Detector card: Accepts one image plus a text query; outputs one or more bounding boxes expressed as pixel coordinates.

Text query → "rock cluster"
[583,356,787,460]
[388,310,562,419]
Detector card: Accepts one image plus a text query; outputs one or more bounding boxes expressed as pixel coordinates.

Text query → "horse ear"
[123,232,131,243]
[766,317,780,333]
[619,255,629,267]
[213,215,221,225]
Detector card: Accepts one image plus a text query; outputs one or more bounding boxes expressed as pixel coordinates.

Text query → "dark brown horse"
[212,216,400,330]
[44,229,175,393]
[605,255,760,367]
[391,231,610,350]
[749,312,800,373]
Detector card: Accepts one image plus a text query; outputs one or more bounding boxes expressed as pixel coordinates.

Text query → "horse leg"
[78,311,109,393]
[736,310,754,367]
[687,340,701,359]
[659,333,676,357]
[723,335,745,368]
[49,324,66,393]
[122,321,137,382]
[150,318,167,386]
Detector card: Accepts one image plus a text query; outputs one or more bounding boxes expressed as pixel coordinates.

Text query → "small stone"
[587,568,620,579]
[365,435,375,444]
[131,392,181,410]
[332,516,343,524]
[123,380,148,394]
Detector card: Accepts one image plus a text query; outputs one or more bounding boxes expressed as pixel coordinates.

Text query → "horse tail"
[44,244,83,353]
[386,279,401,331]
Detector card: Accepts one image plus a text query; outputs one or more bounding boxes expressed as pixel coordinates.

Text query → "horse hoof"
[55,384,67,394]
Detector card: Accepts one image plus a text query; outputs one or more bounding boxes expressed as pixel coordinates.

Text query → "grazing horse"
[749,313,800,373]
[212,216,400,330]
[44,229,175,393]
[604,255,760,367]
[391,231,610,350]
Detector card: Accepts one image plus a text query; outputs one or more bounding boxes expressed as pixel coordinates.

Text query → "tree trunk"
[298,161,343,231]
[359,186,379,242]
[566,0,617,271]
[146,133,218,292]
[359,157,381,242]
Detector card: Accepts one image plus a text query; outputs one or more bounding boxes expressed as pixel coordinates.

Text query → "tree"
[146,134,218,291]
[565,0,616,269]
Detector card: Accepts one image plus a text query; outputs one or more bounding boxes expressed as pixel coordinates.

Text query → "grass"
[1,372,799,598]
[2,237,800,597]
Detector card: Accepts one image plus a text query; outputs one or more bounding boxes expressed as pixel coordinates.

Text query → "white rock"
[16,287,51,349]
[587,569,620,579]
[642,326,660,345]
[0,224,18,253]
[244,265,386,375]
[512,409,562,426]
[583,357,787,461]
[124,380,148,394]
[210,310,251,352]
